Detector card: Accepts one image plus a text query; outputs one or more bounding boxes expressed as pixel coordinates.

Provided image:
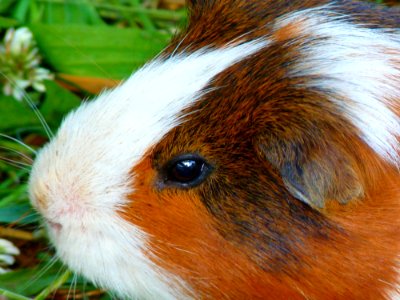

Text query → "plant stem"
[0,226,35,240]
[34,269,71,300]
[0,288,32,300]
[34,0,186,22]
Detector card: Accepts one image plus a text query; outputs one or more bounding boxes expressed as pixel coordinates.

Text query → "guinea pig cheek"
[120,156,214,289]
[121,156,282,298]
[122,155,215,256]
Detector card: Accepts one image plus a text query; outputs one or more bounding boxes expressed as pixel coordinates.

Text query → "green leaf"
[0,202,38,224]
[11,0,30,23]
[34,269,71,300]
[7,0,104,25]
[28,0,43,24]
[0,288,31,300]
[0,183,27,206]
[0,81,80,132]
[40,80,81,128]
[0,16,19,28]
[0,0,16,14]
[0,262,64,295]
[29,24,171,79]
[0,263,105,297]
[0,95,39,131]
[41,0,105,25]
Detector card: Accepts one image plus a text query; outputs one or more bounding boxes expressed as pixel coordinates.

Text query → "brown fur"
[121,0,400,298]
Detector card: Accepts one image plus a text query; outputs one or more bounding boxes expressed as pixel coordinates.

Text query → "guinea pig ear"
[258,136,364,209]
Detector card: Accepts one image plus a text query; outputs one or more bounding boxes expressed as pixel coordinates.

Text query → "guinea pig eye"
[163,154,211,188]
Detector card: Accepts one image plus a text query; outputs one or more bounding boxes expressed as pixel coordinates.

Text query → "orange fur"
[120,147,400,299]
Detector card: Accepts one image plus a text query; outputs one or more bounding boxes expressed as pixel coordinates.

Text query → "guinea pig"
[28,0,400,299]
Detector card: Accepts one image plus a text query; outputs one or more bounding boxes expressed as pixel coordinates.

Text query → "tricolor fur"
[29,0,400,299]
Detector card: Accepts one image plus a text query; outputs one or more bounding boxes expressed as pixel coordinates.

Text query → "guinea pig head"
[29,0,400,299]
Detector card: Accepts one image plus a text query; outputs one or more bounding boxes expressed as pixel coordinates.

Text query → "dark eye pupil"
[162,154,212,188]
[170,159,204,183]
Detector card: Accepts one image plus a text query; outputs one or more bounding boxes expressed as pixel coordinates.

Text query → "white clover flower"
[6,27,33,55]
[0,238,20,256]
[0,27,54,101]
[0,238,20,274]
[0,254,16,266]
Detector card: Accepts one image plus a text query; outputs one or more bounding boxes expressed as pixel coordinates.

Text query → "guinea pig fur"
[28,0,400,299]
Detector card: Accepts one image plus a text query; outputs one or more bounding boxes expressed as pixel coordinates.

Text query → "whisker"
[4,214,41,232]
[21,255,59,293]
[5,217,41,233]
[165,33,188,59]
[0,133,37,154]
[82,278,87,299]
[37,266,71,300]
[67,273,78,300]
[0,72,53,139]
[23,212,41,219]
[0,156,32,167]
[45,270,59,300]
[0,157,31,171]
[0,146,34,164]
[20,93,54,140]
[73,273,78,300]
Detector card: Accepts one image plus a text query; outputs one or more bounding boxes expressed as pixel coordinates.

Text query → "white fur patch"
[390,285,400,300]
[275,6,400,166]
[28,40,268,299]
